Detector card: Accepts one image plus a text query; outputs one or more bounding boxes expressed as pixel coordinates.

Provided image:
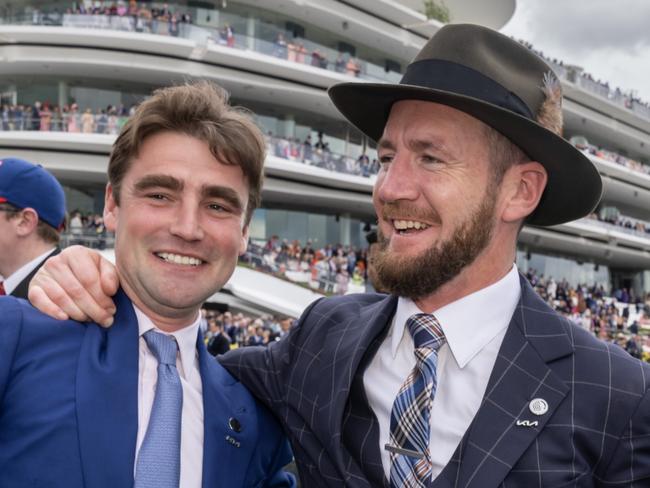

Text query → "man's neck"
[413,242,516,313]
[1,243,55,279]
[119,280,200,333]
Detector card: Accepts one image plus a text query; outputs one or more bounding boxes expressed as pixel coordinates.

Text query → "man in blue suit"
[0,82,294,488]
[28,26,650,486]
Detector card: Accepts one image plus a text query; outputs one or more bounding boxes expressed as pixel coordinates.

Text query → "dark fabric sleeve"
[598,386,650,485]
[218,298,323,413]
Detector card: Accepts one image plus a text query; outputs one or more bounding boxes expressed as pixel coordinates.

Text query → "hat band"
[400,59,534,120]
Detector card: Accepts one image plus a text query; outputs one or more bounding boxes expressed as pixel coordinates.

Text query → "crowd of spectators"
[1,102,380,178]
[203,244,650,363]
[22,2,382,81]
[524,269,650,362]
[584,210,650,238]
[570,136,650,176]
[271,32,362,77]
[200,308,295,356]
[266,132,380,177]
[63,210,113,249]
[35,2,195,37]
[517,38,650,121]
[1,102,132,134]
[241,237,369,296]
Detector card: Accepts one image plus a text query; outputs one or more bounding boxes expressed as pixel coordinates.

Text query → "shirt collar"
[132,304,201,379]
[390,264,521,368]
[3,247,56,295]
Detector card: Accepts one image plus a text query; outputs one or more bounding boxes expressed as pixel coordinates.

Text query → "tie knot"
[143,330,178,366]
[406,313,445,351]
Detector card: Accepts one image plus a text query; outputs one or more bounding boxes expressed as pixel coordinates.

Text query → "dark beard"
[373,189,497,299]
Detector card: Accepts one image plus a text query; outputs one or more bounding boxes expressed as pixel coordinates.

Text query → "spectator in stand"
[206,320,232,356]
[334,53,346,73]
[345,57,360,77]
[0,158,65,299]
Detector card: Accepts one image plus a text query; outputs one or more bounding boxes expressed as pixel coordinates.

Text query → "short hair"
[482,125,528,185]
[1,203,60,245]
[108,81,265,224]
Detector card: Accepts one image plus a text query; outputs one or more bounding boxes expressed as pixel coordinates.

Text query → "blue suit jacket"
[0,290,294,488]
[221,275,650,487]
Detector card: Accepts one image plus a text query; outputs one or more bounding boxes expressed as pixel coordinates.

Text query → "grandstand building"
[1,0,650,312]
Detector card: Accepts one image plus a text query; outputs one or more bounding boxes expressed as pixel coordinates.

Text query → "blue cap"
[0,157,66,230]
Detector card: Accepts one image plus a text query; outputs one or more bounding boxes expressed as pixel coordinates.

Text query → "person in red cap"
[0,157,65,299]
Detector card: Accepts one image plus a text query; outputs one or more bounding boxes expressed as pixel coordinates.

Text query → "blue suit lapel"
[76,289,139,487]
[435,275,573,488]
[198,337,256,488]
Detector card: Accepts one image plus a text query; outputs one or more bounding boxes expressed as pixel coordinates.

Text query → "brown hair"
[1,204,60,244]
[482,125,528,185]
[108,81,265,224]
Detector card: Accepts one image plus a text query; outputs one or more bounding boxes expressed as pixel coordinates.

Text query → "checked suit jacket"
[221,275,650,487]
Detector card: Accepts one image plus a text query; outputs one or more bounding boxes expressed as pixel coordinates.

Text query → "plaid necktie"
[388,313,446,488]
[135,330,183,488]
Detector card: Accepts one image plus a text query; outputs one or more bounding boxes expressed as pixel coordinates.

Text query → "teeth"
[393,220,430,231]
[156,252,202,266]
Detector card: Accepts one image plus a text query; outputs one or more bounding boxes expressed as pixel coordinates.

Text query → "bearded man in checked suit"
[29,24,650,487]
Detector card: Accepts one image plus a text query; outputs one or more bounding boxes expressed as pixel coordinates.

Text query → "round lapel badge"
[529,398,549,416]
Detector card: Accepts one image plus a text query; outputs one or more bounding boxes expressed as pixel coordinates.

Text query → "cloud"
[506,0,650,51]
[502,0,650,99]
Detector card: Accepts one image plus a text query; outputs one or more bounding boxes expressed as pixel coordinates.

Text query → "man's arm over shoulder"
[0,297,24,403]
[218,297,325,409]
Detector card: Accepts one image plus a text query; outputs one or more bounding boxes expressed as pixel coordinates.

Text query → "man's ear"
[501,162,548,223]
[239,223,250,256]
[103,183,118,232]
[14,208,39,237]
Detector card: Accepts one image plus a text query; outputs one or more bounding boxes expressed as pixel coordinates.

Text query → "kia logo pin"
[516,398,548,428]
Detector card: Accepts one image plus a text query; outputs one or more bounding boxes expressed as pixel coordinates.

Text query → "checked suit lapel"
[312,294,398,482]
[434,276,573,488]
[76,289,139,487]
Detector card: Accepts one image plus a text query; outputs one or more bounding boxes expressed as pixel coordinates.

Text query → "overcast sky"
[501,0,650,101]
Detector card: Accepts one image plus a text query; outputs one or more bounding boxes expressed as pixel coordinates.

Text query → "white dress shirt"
[133,305,204,488]
[364,264,521,481]
[2,247,56,294]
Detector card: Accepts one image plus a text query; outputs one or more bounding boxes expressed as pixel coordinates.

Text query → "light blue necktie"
[134,330,183,488]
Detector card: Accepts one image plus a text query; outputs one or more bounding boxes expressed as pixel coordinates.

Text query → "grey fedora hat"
[328,24,602,226]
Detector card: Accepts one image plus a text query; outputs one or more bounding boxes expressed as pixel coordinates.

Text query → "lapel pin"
[225,435,241,448]
[529,398,549,416]
[228,417,242,433]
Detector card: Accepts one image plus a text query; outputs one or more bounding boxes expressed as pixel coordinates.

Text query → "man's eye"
[147,194,168,200]
[378,155,393,165]
[421,155,441,164]
[209,203,227,212]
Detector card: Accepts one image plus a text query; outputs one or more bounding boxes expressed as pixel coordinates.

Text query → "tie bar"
[384,444,425,459]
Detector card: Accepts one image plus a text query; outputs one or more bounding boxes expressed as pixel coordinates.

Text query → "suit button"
[229,417,242,432]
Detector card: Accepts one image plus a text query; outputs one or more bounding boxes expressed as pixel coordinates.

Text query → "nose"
[169,201,205,241]
[374,155,419,203]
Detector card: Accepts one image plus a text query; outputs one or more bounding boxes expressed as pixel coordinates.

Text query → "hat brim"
[328,82,602,226]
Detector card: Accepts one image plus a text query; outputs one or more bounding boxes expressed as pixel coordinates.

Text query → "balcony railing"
[1,11,402,83]
[0,114,379,179]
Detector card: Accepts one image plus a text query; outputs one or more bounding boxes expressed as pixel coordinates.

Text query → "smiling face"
[103,131,249,330]
[372,100,501,300]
